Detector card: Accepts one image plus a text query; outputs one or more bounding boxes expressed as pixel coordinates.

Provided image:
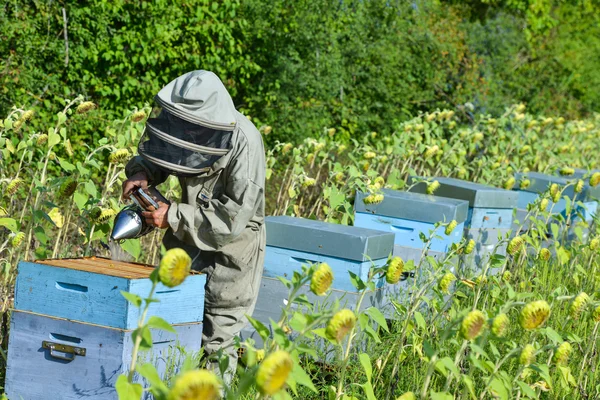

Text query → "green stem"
[127,281,158,382]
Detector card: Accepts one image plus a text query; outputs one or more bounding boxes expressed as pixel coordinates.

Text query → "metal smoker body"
[111,187,169,241]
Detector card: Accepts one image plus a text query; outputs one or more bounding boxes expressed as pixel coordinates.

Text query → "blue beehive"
[354,189,469,253]
[241,216,396,344]
[408,177,518,271]
[514,172,599,223]
[5,257,205,400]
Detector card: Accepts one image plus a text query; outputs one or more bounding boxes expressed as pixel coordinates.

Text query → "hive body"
[5,257,205,400]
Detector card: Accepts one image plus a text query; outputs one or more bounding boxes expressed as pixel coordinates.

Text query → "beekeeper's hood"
[138,70,237,176]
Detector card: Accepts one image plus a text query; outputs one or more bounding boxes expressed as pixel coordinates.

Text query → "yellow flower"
[109,149,130,164]
[167,369,221,400]
[396,393,416,400]
[58,177,78,199]
[131,110,147,123]
[302,177,316,188]
[559,167,575,176]
[539,248,551,261]
[281,143,293,154]
[326,309,357,343]
[256,350,293,395]
[426,113,437,123]
[263,126,272,135]
[310,263,333,296]
[374,176,385,189]
[590,172,600,187]
[94,208,115,224]
[48,208,64,229]
[423,145,439,159]
[491,313,510,337]
[438,272,456,294]
[445,220,458,235]
[570,292,590,320]
[21,110,34,121]
[10,232,26,248]
[464,239,476,255]
[159,248,192,288]
[592,305,600,322]
[553,342,572,366]
[539,198,549,212]
[460,310,486,341]
[363,194,384,205]
[519,344,536,366]
[385,257,404,284]
[520,300,551,330]
[36,134,48,146]
[503,176,515,190]
[573,179,584,194]
[6,178,23,196]
[76,101,96,114]
[364,151,377,160]
[507,236,524,256]
[426,180,440,195]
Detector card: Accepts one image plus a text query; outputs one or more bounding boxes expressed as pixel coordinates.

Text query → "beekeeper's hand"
[142,201,170,229]
[122,171,148,200]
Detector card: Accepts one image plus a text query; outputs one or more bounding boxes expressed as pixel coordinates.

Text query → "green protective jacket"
[125,71,266,274]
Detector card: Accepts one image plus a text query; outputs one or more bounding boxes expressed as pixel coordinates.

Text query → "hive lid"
[266,216,394,262]
[515,171,600,201]
[34,257,200,279]
[354,190,469,223]
[408,177,518,209]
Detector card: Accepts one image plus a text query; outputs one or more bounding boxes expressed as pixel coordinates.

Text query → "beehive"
[409,177,518,272]
[241,216,396,344]
[514,172,599,230]
[354,189,469,253]
[5,257,205,400]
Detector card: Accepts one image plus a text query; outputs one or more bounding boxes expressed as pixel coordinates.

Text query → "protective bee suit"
[125,70,266,380]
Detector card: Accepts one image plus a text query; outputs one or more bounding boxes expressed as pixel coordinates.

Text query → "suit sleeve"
[125,156,169,186]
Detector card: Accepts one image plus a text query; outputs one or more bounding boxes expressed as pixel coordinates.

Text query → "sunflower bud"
[256,350,293,395]
[574,179,584,194]
[327,128,336,137]
[519,179,531,190]
[326,309,357,343]
[590,172,600,187]
[463,239,476,255]
[438,272,456,294]
[76,101,96,114]
[36,134,48,146]
[385,257,404,284]
[364,151,377,160]
[167,369,221,400]
[426,180,440,195]
[363,194,384,205]
[0,206,7,217]
[515,103,526,113]
[423,145,439,159]
[64,139,74,157]
[491,313,509,337]
[131,110,147,123]
[519,344,536,366]
[94,208,115,224]
[396,393,416,400]
[443,220,458,236]
[508,236,524,256]
[553,342,572,366]
[460,310,486,341]
[302,177,316,188]
[159,248,192,288]
[6,178,23,195]
[21,110,34,121]
[559,167,575,176]
[514,113,525,121]
[334,172,344,183]
[539,198,549,212]
[503,176,515,190]
[520,300,551,330]
[570,292,590,320]
[539,248,551,261]
[10,232,26,248]
[592,305,600,322]
[374,176,385,189]
[281,143,293,154]
[338,144,347,154]
[109,149,130,164]
[502,270,512,283]
[550,183,561,203]
[58,177,78,199]
[473,132,484,142]
[310,263,333,296]
[591,237,600,251]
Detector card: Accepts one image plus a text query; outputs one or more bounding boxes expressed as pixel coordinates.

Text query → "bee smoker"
[110,187,170,241]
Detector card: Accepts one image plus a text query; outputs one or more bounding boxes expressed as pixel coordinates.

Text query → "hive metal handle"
[42,340,86,361]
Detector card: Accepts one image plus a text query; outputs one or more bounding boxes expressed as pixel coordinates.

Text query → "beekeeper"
[121,70,266,382]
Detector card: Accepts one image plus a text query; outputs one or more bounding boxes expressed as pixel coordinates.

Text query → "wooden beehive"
[5,257,205,400]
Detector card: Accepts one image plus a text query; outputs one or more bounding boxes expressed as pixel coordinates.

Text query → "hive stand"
[409,177,518,275]
[6,257,206,400]
[240,216,396,346]
[514,172,599,240]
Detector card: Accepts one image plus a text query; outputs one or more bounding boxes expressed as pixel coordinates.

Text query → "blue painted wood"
[354,212,464,252]
[466,208,514,229]
[264,246,388,291]
[15,261,206,329]
[5,310,203,400]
